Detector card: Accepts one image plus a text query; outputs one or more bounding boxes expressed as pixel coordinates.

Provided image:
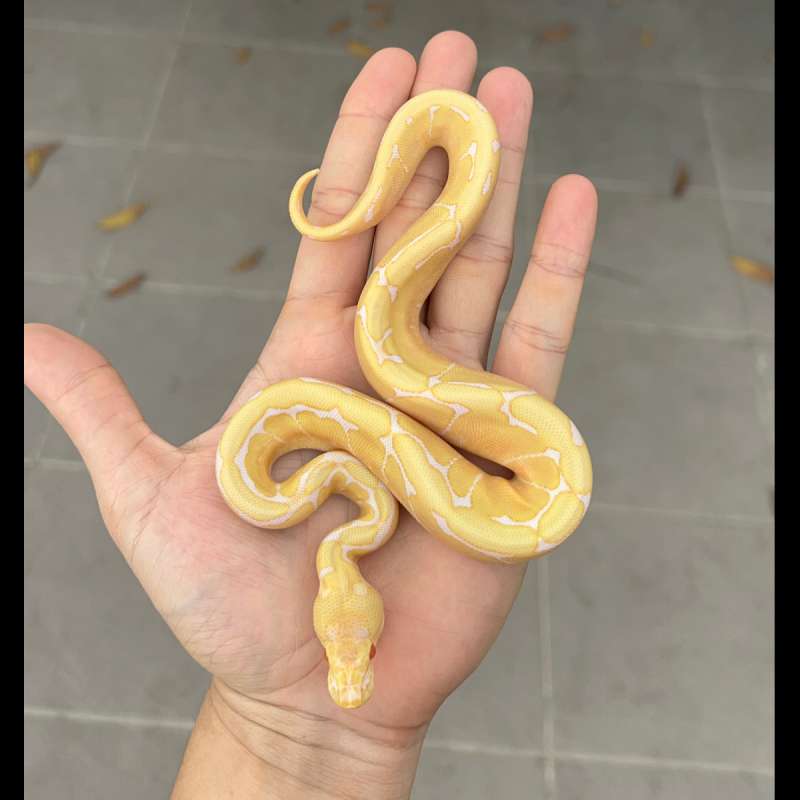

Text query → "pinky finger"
[492,175,598,402]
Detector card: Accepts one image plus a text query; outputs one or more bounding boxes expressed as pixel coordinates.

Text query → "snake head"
[323,638,377,709]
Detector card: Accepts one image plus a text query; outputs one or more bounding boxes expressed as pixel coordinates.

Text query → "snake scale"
[216,89,592,709]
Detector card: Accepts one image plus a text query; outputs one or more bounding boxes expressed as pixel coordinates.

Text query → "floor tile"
[478,0,703,81]
[24,716,189,800]
[24,467,210,716]
[106,149,309,291]
[24,280,88,458]
[691,0,774,89]
[413,748,544,799]
[558,325,770,517]
[704,88,774,194]
[557,760,774,800]
[753,344,773,500]
[724,198,774,338]
[502,186,746,332]
[24,28,173,139]
[528,73,715,191]
[41,288,281,459]
[151,41,357,157]
[24,0,188,31]
[24,141,141,277]
[187,0,363,48]
[549,506,774,768]
[427,566,542,749]
[340,0,484,60]
[754,345,773,450]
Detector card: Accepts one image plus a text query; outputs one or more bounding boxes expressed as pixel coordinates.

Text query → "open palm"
[24,32,597,743]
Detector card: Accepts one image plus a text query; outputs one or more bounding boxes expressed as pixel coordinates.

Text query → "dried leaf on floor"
[230,246,266,273]
[327,18,351,34]
[106,272,146,299]
[234,47,252,64]
[97,202,148,232]
[672,162,690,197]
[367,1,392,27]
[640,27,654,48]
[25,142,61,187]
[731,256,774,284]
[346,40,375,59]
[539,22,576,43]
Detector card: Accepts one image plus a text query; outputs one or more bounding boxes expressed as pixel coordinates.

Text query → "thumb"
[24,323,177,549]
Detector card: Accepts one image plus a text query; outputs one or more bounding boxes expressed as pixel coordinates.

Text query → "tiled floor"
[24,1,773,798]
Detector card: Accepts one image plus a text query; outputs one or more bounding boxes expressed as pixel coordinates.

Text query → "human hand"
[24,31,597,799]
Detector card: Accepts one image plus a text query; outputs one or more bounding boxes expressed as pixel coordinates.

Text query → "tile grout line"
[35,457,88,472]
[24,705,195,732]
[22,128,776,206]
[22,706,773,779]
[553,749,774,779]
[23,17,775,95]
[699,89,756,335]
[425,739,544,759]
[537,558,557,800]
[699,81,774,473]
[24,273,771,346]
[25,272,288,302]
[24,18,174,39]
[20,458,776,526]
[30,1,196,467]
[587,500,773,527]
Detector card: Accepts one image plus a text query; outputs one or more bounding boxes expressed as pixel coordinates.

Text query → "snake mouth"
[333,683,368,709]
[324,639,375,709]
[327,664,375,708]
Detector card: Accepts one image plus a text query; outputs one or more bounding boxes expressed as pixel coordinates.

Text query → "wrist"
[173,679,426,800]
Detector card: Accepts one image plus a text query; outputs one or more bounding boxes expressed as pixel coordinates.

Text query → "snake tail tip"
[288,168,322,236]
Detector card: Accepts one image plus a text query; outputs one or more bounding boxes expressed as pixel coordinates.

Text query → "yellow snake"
[216,89,592,709]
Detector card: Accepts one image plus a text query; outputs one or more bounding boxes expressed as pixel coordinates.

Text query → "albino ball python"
[216,89,592,709]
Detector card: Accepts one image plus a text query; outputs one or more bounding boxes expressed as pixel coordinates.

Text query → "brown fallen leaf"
[672,162,690,197]
[731,256,774,284]
[97,202,148,232]
[234,47,252,64]
[327,17,351,34]
[106,272,146,299]
[640,27,654,48]
[25,142,61,187]
[367,0,392,27]
[540,22,576,43]
[346,40,375,59]
[230,246,265,273]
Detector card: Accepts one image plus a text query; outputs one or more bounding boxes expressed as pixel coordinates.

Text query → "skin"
[24,32,598,800]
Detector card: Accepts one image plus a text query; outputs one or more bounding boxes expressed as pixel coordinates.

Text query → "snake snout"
[325,639,375,709]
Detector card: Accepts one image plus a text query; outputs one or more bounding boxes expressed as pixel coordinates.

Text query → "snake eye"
[370,644,377,660]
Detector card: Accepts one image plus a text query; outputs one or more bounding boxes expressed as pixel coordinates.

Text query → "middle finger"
[426,67,533,368]
[371,31,479,267]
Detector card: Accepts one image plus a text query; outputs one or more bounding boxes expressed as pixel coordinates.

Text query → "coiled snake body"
[216,90,592,709]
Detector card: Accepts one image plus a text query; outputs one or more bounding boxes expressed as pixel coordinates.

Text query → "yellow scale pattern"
[216,90,592,709]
